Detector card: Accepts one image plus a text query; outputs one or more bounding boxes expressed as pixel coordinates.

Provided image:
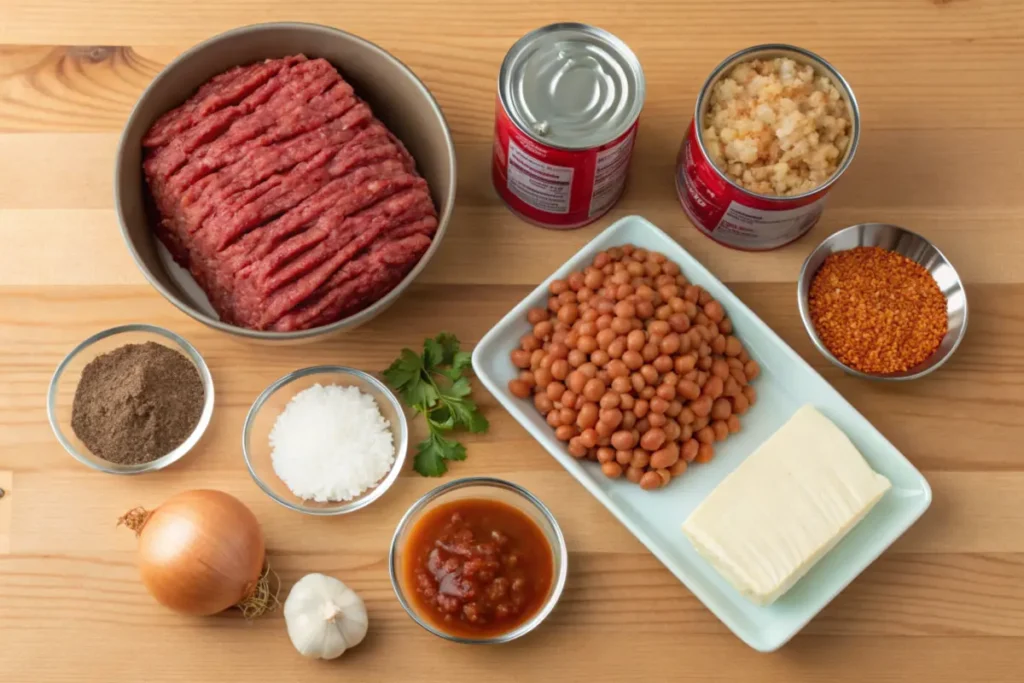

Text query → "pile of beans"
[507,245,759,490]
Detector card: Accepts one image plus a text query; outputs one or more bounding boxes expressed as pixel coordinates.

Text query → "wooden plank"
[0,471,11,554]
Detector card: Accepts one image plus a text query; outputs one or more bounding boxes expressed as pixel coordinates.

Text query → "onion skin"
[135,490,266,616]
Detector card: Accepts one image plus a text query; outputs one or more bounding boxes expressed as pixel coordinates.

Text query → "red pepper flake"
[808,246,947,374]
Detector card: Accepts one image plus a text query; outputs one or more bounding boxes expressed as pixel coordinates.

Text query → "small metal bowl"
[242,365,408,515]
[47,324,215,474]
[388,477,568,644]
[797,223,968,380]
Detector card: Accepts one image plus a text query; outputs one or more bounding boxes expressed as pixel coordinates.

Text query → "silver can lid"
[499,23,645,150]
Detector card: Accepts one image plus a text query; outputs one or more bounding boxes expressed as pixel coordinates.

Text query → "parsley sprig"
[383,333,489,476]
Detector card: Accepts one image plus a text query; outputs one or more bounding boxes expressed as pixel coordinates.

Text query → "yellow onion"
[119,489,276,617]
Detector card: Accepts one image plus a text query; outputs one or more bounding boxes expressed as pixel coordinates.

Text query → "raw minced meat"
[142,55,438,331]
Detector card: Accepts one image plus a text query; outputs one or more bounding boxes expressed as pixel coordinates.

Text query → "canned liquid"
[493,23,645,229]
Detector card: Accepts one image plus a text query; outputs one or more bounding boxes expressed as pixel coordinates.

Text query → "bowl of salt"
[242,365,409,515]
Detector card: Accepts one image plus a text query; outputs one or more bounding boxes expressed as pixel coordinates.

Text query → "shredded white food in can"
[270,383,395,502]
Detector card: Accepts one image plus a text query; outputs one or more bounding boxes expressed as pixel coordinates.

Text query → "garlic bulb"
[284,573,368,659]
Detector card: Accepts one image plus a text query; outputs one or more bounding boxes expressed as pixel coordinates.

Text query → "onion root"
[117,507,152,535]
[239,561,281,620]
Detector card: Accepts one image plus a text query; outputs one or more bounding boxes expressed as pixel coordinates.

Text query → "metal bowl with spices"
[115,22,456,344]
[797,223,968,380]
[47,324,215,474]
[676,44,861,251]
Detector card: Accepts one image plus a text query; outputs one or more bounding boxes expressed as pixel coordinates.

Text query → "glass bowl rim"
[388,476,569,644]
[46,323,215,474]
[241,364,409,516]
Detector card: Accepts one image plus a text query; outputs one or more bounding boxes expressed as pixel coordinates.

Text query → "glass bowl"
[47,323,215,474]
[797,223,968,381]
[389,477,568,644]
[242,365,408,515]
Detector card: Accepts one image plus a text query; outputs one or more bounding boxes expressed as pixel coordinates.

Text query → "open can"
[676,44,861,251]
[493,23,645,229]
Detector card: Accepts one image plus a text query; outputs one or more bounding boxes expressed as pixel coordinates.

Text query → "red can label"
[493,97,637,229]
[676,120,827,250]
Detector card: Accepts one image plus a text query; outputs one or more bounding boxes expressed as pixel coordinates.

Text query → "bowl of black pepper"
[47,324,214,474]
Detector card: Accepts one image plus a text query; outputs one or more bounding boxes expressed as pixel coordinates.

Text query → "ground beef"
[142,56,438,331]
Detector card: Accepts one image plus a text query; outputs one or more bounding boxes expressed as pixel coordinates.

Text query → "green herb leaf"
[384,333,488,477]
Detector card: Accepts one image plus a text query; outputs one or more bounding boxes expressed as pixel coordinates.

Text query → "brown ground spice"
[71,342,204,464]
[808,246,947,374]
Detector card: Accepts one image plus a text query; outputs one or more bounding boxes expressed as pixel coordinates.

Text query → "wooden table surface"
[2,1,1023,680]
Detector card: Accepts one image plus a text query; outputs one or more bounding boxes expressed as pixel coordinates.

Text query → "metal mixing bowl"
[797,223,968,380]
[115,22,456,343]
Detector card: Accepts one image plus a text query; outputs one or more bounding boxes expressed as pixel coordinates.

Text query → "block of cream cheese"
[682,405,891,606]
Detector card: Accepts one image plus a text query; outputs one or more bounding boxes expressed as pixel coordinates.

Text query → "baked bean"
[595,421,615,438]
[710,358,730,379]
[625,329,644,352]
[561,390,578,409]
[669,459,689,477]
[639,386,656,401]
[697,356,713,371]
[659,333,681,356]
[546,342,567,360]
[611,376,632,394]
[534,393,554,413]
[651,444,679,469]
[711,334,727,355]
[719,318,733,335]
[511,349,531,368]
[615,449,633,466]
[594,328,615,350]
[724,376,742,398]
[639,471,663,490]
[599,408,623,429]
[744,360,761,381]
[650,396,670,414]
[695,443,715,463]
[558,407,576,425]
[730,366,749,387]
[610,316,632,335]
[583,378,606,402]
[607,338,626,359]
[551,359,569,381]
[508,379,531,398]
[555,424,574,441]
[652,354,674,374]
[613,300,635,319]
[577,335,598,354]
[621,411,637,430]
[597,447,615,464]
[579,363,598,379]
[711,398,732,420]
[597,298,616,315]
[640,427,667,451]
[567,349,587,368]
[697,289,712,306]
[648,320,670,337]
[702,300,724,323]
[727,414,741,433]
[622,350,644,370]
[684,369,700,383]
[565,370,586,395]
[677,379,701,401]
[682,438,700,462]
[557,304,579,325]
[691,395,713,417]
[534,320,554,340]
[675,353,697,374]
[640,343,658,363]
[637,364,657,385]
[633,399,650,419]
[601,461,624,479]
[664,420,681,442]
[722,335,742,357]
[696,426,715,445]
[518,370,536,387]
[591,349,611,367]
[680,423,693,441]
[550,280,568,295]
[712,420,730,442]
[534,367,553,388]
[635,300,655,319]
[667,400,683,418]
[648,412,667,428]
[599,392,621,410]
[704,376,725,399]
[652,383,673,402]
[731,393,750,415]
[546,382,566,402]
[658,284,679,301]
[692,415,710,432]
[656,305,673,321]
[577,403,599,429]
[630,450,651,469]
[596,315,614,332]
[626,466,644,484]
[742,384,757,405]
[668,313,691,334]
[581,310,599,324]
[619,393,636,411]
[580,428,599,449]
[629,372,645,394]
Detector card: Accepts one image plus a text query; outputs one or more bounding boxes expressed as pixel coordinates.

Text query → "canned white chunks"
[676,44,861,251]
[493,23,645,229]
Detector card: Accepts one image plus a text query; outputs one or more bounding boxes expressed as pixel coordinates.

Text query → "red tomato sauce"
[402,498,554,638]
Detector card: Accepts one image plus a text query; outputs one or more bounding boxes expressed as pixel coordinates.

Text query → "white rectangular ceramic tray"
[472,215,932,652]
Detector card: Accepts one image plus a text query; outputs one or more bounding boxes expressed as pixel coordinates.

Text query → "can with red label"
[493,23,645,229]
[676,44,861,251]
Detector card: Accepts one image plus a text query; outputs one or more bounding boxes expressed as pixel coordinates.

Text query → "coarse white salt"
[269,383,395,503]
